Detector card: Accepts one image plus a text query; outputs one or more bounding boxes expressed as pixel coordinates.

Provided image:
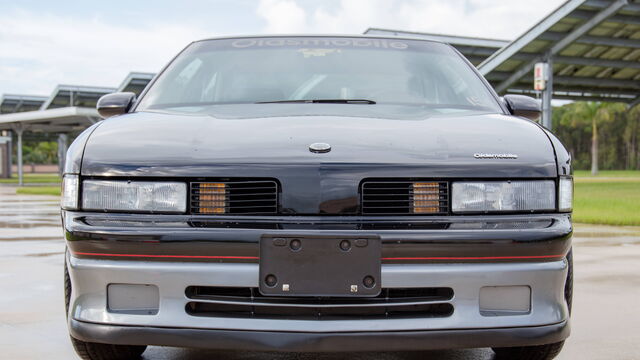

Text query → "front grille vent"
[185,286,454,320]
[361,180,449,215]
[190,180,278,215]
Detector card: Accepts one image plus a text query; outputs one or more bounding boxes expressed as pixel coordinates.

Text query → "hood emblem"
[309,142,331,154]
[474,153,518,159]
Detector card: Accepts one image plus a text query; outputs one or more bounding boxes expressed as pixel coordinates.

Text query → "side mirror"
[503,94,541,121]
[97,92,136,118]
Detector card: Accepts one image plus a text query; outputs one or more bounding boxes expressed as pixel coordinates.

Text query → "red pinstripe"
[72,251,564,261]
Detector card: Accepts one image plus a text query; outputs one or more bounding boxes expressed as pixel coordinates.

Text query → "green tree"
[560,102,626,175]
[21,141,58,165]
[624,105,640,170]
[555,103,590,169]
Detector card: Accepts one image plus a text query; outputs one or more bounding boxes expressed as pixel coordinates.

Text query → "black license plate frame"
[259,235,381,297]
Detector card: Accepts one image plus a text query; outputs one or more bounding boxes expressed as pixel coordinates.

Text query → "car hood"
[82,108,556,177]
[81,108,557,214]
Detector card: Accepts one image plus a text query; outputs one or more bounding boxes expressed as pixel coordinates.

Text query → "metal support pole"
[7,134,12,178]
[541,57,553,130]
[57,133,68,177]
[14,126,24,186]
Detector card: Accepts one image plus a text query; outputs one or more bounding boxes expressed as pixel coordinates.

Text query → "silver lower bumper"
[67,254,569,334]
[69,318,570,352]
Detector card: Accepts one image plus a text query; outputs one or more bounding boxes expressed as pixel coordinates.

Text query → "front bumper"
[70,318,569,352]
[65,212,571,350]
[67,255,570,349]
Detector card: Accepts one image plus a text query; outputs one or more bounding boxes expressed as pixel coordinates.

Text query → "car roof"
[192,34,446,46]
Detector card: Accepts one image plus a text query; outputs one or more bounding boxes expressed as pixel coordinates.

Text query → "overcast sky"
[0,0,565,97]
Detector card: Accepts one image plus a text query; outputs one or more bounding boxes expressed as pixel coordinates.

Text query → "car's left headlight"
[82,180,187,213]
[452,180,555,213]
[61,174,79,210]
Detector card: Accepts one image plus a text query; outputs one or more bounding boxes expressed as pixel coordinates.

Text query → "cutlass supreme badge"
[473,153,519,159]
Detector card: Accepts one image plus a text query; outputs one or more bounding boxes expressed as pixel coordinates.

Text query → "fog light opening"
[107,284,159,315]
[479,285,531,316]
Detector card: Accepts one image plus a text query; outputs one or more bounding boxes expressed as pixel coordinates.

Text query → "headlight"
[82,180,187,213]
[61,174,79,210]
[558,176,573,212]
[452,180,555,213]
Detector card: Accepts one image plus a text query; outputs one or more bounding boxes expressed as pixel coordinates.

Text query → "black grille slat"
[196,200,276,205]
[361,180,449,215]
[363,191,450,196]
[190,180,278,215]
[190,193,278,198]
[191,205,278,210]
[187,286,453,302]
[362,200,448,203]
[192,196,277,200]
[185,286,454,320]
[194,186,275,191]
[191,205,274,214]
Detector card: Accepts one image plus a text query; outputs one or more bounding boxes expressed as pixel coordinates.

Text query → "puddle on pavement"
[0,221,61,228]
[583,274,640,287]
[573,223,640,247]
[0,237,62,242]
[574,231,640,238]
[0,189,62,242]
[24,252,64,258]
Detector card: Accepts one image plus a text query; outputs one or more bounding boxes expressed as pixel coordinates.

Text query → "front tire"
[492,249,573,360]
[65,253,147,360]
[492,341,565,360]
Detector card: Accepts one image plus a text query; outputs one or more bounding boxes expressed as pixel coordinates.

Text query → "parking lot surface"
[1,186,639,359]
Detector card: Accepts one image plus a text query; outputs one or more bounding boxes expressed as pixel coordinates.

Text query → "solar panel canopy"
[41,85,116,110]
[367,0,640,105]
[0,72,156,132]
[117,72,155,95]
[478,0,640,105]
[0,95,47,114]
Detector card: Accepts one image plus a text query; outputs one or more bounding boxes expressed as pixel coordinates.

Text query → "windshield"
[136,37,502,114]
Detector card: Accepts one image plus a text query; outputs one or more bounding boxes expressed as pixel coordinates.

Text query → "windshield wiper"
[256,99,376,104]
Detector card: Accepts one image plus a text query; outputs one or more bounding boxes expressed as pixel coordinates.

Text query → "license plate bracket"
[259,235,381,297]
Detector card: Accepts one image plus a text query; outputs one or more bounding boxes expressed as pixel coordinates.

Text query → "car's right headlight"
[82,180,187,213]
[558,176,573,212]
[452,180,556,213]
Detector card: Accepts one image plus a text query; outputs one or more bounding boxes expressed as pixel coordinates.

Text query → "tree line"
[553,102,640,173]
[10,132,62,165]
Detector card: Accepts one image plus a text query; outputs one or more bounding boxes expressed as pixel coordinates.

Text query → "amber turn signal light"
[412,182,440,214]
[197,183,226,214]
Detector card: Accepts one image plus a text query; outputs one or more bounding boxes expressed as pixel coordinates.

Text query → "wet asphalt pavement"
[1,185,639,359]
